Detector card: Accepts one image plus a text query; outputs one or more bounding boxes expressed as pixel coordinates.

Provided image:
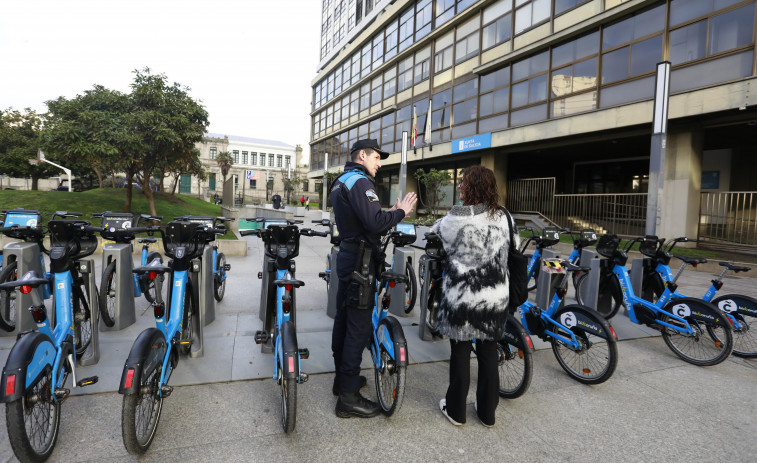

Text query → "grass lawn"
[0,188,235,239]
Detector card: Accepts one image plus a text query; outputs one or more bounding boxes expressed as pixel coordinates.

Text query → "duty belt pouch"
[349,241,375,310]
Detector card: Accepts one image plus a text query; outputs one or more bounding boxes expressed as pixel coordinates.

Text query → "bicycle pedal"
[258,272,263,279]
[178,338,194,346]
[298,348,310,359]
[160,384,173,397]
[254,330,269,344]
[224,264,231,271]
[77,376,98,387]
[318,272,326,279]
[299,372,309,383]
[53,387,70,401]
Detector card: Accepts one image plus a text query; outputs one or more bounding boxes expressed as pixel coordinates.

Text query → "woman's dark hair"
[460,165,503,218]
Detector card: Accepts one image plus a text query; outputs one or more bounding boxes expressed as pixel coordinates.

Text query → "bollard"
[76,258,100,366]
[576,248,601,309]
[536,249,563,310]
[388,247,416,317]
[630,258,646,300]
[99,243,136,332]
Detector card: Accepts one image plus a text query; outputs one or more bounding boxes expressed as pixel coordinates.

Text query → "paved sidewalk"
[1,209,756,461]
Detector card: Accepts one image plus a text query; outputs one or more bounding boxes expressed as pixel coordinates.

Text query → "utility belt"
[342,240,376,311]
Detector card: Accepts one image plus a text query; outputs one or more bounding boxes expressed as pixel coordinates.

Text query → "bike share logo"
[560,312,576,328]
[718,300,737,313]
[672,303,691,317]
[26,218,37,227]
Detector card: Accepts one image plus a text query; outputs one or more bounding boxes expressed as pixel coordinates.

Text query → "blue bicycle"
[242,217,326,432]
[0,208,52,332]
[173,215,233,302]
[119,219,226,453]
[594,234,733,365]
[0,212,101,462]
[520,226,561,292]
[95,212,164,327]
[635,235,757,357]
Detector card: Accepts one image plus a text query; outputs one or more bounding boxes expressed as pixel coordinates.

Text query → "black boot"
[335,392,381,418]
[332,375,368,396]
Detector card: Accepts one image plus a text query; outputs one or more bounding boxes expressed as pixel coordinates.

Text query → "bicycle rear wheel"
[0,261,18,331]
[497,317,533,399]
[140,252,163,303]
[403,263,417,314]
[279,366,297,434]
[551,306,618,384]
[214,253,227,302]
[661,314,733,366]
[99,261,117,327]
[122,331,166,454]
[576,271,623,319]
[6,369,61,462]
[375,319,406,416]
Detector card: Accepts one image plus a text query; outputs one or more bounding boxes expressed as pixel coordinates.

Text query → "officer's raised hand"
[391,192,418,218]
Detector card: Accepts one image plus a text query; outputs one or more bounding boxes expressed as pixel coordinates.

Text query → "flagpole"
[400,131,408,200]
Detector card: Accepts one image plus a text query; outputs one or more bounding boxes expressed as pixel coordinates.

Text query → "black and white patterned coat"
[432,204,519,341]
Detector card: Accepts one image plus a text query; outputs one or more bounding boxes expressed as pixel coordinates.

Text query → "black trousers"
[331,249,374,393]
[445,339,499,425]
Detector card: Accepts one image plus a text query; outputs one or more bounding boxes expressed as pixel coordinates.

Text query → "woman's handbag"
[504,208,528,311]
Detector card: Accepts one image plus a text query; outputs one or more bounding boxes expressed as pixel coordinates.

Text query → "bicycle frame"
[272,268,301,382]
[155,269,189,394]
[370,282,405,367]
[518,296,584,351]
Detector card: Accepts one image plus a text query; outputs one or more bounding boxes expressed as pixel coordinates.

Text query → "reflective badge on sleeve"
[365,189,379,202]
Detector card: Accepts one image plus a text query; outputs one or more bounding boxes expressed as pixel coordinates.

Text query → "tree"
[321,169,343,209]
[414,168,452,223]
[0,108,59,190]
[43,86,128,189]
[216,151,234,200]
[279,167,308,205]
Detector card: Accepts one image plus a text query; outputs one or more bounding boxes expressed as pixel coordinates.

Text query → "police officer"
[330,139,417,418]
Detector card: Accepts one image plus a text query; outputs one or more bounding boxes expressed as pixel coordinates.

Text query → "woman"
[433,165,518,427]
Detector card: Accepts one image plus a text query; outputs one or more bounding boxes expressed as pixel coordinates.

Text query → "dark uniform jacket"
[330,162,405,250]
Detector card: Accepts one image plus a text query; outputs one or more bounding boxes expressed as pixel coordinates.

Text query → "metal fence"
[505,178,555,215]
[699,192,757,248]
[553,193,647,236]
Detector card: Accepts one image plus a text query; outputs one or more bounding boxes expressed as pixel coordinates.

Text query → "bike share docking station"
[388,222,417,318]
[536,247,600,311]
[1,242,50,336]
[181,243,216,358]
[75,257,101,366]
[99,213,138,332]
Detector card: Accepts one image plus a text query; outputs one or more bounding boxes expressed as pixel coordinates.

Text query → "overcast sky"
[0,0,321,161]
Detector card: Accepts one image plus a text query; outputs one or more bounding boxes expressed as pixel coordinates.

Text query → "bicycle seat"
[719,262,751,272]
[0,270,50,291]
[138,238,157,244]
[560,261,590,273]
[673,255,707,266]
[133,259,172,276]
[380,271,407,285]
[273,279,305,288]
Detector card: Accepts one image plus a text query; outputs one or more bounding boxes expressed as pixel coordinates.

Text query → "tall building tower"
[310,0,757,247]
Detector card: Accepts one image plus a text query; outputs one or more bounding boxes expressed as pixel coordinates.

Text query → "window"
[277,155,283,167]
[555,0,590,15]
[479,66,510,118]
[360,83,370,111]
[511,51,549,108]
[455,17,480,64]
[369,118,380,141]
[670,3,755,64]
[335,66,343,96]
[209,173,216,191]
[452,79,478,125]
[327,73,334,102]
[601,5,665,84]
[251,152,257,165]
[436,0,456,27]
[434,32,454,73]
[430,88,452,142]
[285,156,291,167]
[269,154,274,167]
[416,0,433,40]
[483,0,512,49]
[361,43,371,78]
[372,33,384,70]
[399,6,414,51]
[242,151,248,164]
[351,52,361,86]
[371,75,383,105]
[397,56,413,93]
[342,95,350,121]
[384,67,397,99]
[350,89,360,115]
[385,19,398,61]
[381,112,394,147]
[414,46,431,83]
[342,61,351,91]
[209,147,217,160]
[233,150,239,164]
[551,32,599,115]
[260,153,266,166]
[412,98,430,145]
[394,104,412,152]
[250,179,257,189]
[669,0,742,26]
[514,0,550,34]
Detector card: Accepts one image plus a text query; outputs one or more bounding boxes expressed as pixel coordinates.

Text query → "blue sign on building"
[452,133,492,154]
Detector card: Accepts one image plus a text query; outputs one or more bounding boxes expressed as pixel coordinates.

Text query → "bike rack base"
[388,247,414,317]
[77,258,100,366]
[577,249,601,309]
[201,245,216,326]
[189,258,204,358]
[0,242,44,336]
[99,244,136,332]
[417,254,437,341]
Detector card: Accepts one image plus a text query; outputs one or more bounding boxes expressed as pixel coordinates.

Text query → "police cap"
[350,138,390,159]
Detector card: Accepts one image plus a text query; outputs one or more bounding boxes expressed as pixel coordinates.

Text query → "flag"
[411,105,418,147]
[424,98,432,143]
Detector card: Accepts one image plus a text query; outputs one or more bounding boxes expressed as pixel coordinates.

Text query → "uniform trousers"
[331,249,374,393]
[445,339,499,425]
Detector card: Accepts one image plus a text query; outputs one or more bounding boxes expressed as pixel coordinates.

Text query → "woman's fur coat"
[432,204,518,341]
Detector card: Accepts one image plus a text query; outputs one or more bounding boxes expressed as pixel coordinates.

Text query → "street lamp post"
[646,61,671,236]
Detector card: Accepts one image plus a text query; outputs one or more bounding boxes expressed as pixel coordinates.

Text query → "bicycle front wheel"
[498,318,533,399]
[403,263,417,314]
[6,369,61,462]
[99,261,117,327]
[280,369,297,434]
[214,253,227,302]
[122,332,166,454]
[72,289,92,357]
[661,314,733,366]
[576,272,623,319]
[180,283,193,355]
[551,306,618,384]
[0,261,18,331]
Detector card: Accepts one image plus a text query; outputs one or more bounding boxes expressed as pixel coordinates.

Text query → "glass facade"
[312,0,757,171]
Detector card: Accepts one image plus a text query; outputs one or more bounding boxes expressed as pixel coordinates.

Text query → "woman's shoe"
[474,401,495,428]
[439,399,462,426]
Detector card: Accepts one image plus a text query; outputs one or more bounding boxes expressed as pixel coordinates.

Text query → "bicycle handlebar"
[52,211,83,219]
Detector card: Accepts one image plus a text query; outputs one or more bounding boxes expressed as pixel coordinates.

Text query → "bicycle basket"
[596,234,620,258]
[424,233,446,258]
[639,236,661,258]
[541,227,560,247]
[101,212,136,241]
[48,220,98,259]
[164,221,202,259]
[578,229,598,247]
[265,225,300,260]
[1,209,43,241]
